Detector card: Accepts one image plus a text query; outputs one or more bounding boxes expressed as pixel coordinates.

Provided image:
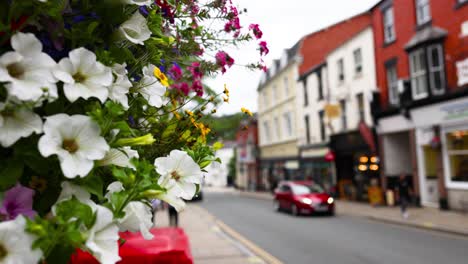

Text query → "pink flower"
[188,62,203,79]
[0,184,36,220]
[249,24,263,39]
[215,51,234,74]
[191,80,203,97]
[169,64,183,80]
[259,41,269,56]
[172,82,190,95]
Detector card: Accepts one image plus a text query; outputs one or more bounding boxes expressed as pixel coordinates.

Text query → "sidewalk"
[154,204,274,264]
[238,190,468,236]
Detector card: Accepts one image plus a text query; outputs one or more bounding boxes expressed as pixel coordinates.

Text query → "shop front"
[299,145,335,194]
[260,157,300,192]
[411,96,468,210]
[330,131,380,202]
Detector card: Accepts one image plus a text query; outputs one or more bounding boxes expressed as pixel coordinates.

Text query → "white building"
[204,143,235,187]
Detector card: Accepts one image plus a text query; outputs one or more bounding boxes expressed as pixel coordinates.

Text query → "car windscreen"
[291,184,324,195]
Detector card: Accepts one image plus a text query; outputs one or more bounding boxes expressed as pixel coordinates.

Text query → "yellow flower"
[241,107,253,116]
[153,67,170,87]
[223,96,229,103]
[223,84,229,96]
[211,109,217,114]
[185,110,194,117]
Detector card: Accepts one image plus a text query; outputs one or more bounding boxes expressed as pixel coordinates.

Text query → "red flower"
[259,41,269,56]
[188,62,203,79]
[215,51,235,74]
[249,24,263,39]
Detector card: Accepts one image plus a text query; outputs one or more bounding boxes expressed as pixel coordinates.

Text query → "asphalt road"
[201,192,468,264]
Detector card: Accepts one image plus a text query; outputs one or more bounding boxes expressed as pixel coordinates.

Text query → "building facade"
[370,0,468,210]
[235,117,260,191]
[258,43,301,191]
[204,141,235,188]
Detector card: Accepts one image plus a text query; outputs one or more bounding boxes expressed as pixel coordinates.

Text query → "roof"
[405,26,448,50]
[298,12,372,77]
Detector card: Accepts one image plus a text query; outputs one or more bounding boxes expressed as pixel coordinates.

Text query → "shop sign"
[324,151,335,162]
[284,160,299,169]
[324,104,341,119]
[441,101,468,121]
[457,57,468,86]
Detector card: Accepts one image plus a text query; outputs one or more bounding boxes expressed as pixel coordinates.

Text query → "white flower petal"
[60,152,94,178]
[179,181,197,200]
[158,190,186,212]
[11,32,42,57]
[0,216,42,264]
[118,201,154,240]
[120,12,152,45]
[0,107,42,147]
[99,147,139,169]
[53,58,75,83]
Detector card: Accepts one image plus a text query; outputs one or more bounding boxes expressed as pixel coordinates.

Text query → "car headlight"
[327,197,334,204]
[301,198,313,205]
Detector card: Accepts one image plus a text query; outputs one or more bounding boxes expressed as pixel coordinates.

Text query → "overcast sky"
[205,0,380,116]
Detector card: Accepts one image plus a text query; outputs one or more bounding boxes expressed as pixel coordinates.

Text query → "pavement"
[201,191,468,264]
[154,203,275,264]
[237,188,468,236]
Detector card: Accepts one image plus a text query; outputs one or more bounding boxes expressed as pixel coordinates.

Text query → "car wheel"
[273,200,280,211]
[291,204,299,216]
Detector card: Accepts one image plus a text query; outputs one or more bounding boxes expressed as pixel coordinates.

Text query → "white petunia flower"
[119,201,154,240]
[157,187,186,212]
[53,48,112,103]
[123,0,152,5]
[139,64,166,108]
[0,216,43,264]
[0,32,57,102]
[154,150,203,200]
[119,11,152,45]
[38,114,109,178]
[108,63,132,109]
[85,204,121,264]
[98,147,139,170]
[0,103,42,147]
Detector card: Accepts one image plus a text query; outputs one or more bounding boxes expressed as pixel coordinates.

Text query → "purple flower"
[0,184,36,220]
[139,6,149,17]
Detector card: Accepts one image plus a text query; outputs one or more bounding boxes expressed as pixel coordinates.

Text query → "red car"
[273,181,335,216]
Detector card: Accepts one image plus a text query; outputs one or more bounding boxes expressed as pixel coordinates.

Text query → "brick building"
[370,0,468,210]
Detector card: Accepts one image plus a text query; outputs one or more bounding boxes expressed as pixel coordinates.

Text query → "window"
[410,48,428,99]
[283,112,293,137]
[427,44,445,95]
[357,93,365,122]
[263,90,268,107]
[383,7,396,43]
[353,48,363,74]
[303,79,309,106]
[284,77,289,96]
[386,65,399,105]
[317,71,324,100]
[337,58,344,82]
[272,85,278,103]
[445,129,468,183]
[263,121,270,142]
[305,115,311,144]
[274,117,280,140]
[340,100,347,131]
[409,44,445,100]
[415,0,431,25]
[319,111,325,141]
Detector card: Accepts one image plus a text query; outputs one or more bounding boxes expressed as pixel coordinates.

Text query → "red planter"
[70,228,193,264]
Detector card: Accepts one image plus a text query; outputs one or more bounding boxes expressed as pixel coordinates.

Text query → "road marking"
[196,205,283,264]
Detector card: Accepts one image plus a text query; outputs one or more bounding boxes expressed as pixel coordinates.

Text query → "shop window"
[445,129,468,183]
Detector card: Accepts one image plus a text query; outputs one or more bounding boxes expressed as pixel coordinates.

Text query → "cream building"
[257,42,301,190]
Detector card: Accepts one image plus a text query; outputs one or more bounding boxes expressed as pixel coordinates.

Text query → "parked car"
[273,181,335,216]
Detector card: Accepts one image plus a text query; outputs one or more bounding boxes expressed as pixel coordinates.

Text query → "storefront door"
[417,128,440,207]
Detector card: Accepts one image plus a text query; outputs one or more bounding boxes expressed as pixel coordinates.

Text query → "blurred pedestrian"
[396,173,412,219]
[168,205,178,227]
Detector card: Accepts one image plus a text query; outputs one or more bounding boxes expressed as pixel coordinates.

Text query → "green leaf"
[0,159,24,190]
[75,173,104,200]
[213,141,223,151]
[55,197,95,228]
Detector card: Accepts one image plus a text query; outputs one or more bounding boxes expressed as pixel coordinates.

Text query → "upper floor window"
[339,100,347,131]
[303,79,309,106]
[274,117,280,140]
[415,0,431,26]
[317,70,324,100]
[318,111,325,141]
[304,115,311,144]
[272,85,278,103]
[409,44,445,100]
[383,7,396,43]
[284,77,289,96]
[283,112,293,137]
[353,48,363,75]
[263,90,268,107]
[337,58,344,82]
[263,121,270,142]
[357,93,365,122]
[386,64,399,105]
